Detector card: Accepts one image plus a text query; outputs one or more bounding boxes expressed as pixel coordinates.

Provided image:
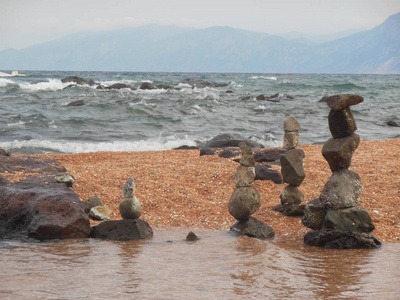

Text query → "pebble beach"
[27,138,399,243]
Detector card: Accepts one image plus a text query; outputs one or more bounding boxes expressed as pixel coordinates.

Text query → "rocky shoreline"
[0,137,398,242]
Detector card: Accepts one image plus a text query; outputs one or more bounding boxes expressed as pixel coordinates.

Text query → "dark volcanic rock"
[304,229,381,249]
[302,198,326,230]
[179,78,228,88]
[90,219,153,240]
[324,206,375,233]
[326,94,364,111]
[322,134,360,172]
[207,133,263,148]
[199,148,217,156]
[61,76,96,86]
[387,120,400,127]
[0,156,90,240]
[219,148,241,158]
[254,148,287,162]
[320,169,362,209]
[186,231,199,241]
[67,100,85,107]
[280,149,306,186]
[174,145,199,150]
[328,107,357,138]
[230,217,275,239]
[256,94,265,100]
[0,148,10,156]
[139,82,157,90]
[254,165,282,184]
[105,83,134,90]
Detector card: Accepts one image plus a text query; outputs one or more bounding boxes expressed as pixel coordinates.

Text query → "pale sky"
[1,0,400,50]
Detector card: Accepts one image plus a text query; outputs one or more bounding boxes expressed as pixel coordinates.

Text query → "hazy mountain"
[280,28,366,44]
[0,13,399,73]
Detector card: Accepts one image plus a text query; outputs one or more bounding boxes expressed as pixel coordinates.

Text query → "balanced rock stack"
[278,116,306,216]
[302,94,381,249]
[90,177,153,240]
[229,142,274,239]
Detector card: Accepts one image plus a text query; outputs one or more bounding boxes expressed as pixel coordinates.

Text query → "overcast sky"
[1,0,399,50]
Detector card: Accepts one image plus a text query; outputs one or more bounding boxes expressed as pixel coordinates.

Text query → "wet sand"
[11,138,400,242]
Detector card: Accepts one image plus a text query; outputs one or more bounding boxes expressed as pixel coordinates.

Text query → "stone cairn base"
[274,116,306,216]
[302,94,381,249]
[90,178,153,240]
[229,142,274,239]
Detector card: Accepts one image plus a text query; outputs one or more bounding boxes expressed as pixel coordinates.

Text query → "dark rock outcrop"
[0,148,10,156]
[207,133,263,148]
[304,229,381,249]
[139,82,157,90]
[230,217,275,239]
[105,83,134,90]
[67,100,85,106]
[90,219,153,240]
[61,76,96,86]
[254,165,282,184]
[0,156,90,240]
[254,148,286,162]
[179,78,228,88]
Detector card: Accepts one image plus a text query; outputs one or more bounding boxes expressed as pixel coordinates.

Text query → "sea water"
[1,230,400,299]
[0,71,399,154]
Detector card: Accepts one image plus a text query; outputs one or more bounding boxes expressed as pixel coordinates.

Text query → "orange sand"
[20,138,400,242]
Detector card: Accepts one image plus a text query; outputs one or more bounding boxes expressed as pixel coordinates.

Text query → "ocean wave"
[250,76,277,80]
[0,78,15,87]
[0,136,198,154]
[331,82,367,91]
[19,79,71,91]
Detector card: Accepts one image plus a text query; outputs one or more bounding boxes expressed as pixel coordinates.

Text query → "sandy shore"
[30,138,399,242]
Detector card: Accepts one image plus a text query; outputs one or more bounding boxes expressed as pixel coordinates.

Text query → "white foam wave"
[250,76,277,80]
[7,121,25,127]
[0,136,198,154]
[0,78,15,87]
[19,79,70,91]
[98,79,138,86]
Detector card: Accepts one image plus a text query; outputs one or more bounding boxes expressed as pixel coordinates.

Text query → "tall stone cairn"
[302,94,381,249]
[278,116,306,216]
[229,142,274,239]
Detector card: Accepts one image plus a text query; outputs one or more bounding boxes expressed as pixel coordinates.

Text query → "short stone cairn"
[229,142,274,239]
[119,178,142,219]
[302,94,381,249]
[90,177,153,240]
[276,116,306,216]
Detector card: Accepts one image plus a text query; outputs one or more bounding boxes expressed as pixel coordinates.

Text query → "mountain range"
[0,12,399,73]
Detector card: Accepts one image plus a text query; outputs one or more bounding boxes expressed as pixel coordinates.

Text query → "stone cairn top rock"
[228,142,274,239]
[302,94,381,249]
[120,178,142,220]
[275,116,306,216]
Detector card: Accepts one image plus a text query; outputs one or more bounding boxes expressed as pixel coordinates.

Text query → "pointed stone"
[322,134,360,172]
[320,169,362,209]
[122,178,135,198]
[239,142,255,167]
[326,94,363,111]
[328,107,357,138]
[284,116,300,132]
[280,149,305,187]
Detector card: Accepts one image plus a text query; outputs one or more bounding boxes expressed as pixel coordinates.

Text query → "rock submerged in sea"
[90,219,153,240]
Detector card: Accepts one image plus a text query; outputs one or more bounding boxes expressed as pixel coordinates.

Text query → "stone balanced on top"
[120,178,142,219]
[278,116,306,216]
[302,94,381,249]
[229,142,274,239]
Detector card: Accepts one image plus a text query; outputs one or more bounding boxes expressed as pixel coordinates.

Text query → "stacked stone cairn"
[302,94,381,249]
[277,116,306,216]
[229,142,274,239]
[90,177,153,240]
